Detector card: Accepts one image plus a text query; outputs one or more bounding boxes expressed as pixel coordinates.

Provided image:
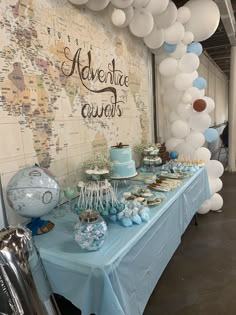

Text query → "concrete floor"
[56,170,233,315]
[143,171,235,315]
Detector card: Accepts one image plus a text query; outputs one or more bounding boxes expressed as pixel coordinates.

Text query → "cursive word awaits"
[61,47,129,118]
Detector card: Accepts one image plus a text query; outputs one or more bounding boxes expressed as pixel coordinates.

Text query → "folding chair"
[218,136,228,165]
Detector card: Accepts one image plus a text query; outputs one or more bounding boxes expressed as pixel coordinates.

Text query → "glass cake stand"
[110,172,139,187]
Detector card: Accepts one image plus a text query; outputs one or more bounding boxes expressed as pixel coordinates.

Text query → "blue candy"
[121,217,133,227]
[131,214,142,225]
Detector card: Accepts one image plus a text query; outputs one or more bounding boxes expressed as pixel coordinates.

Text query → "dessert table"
[34,168,210,315]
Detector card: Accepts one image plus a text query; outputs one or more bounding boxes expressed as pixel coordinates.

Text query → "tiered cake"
[110,143,137,179]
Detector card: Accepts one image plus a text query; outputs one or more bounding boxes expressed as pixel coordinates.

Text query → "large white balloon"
[174,73,193,91]
[171,120,190,138]
[186,131,205,149]
[206,160,224,179]
[69,0,88,4]
[189,112,211,132]
[170,42,187,59]
[175,141,195,158]
[178,53,200,73]
[182,87,201,103]
[111,0,133,9]
[154,1,177,29]
[132,0,150,8]
[195,147,211,163]
[129,9,154,37]
[177,103,193,119]
[184,0,220,42]
[210,193,223,211]
[209,178,223,196]
[168,111,181,123]
[159,57,178,77]
[164,22,185,45]
[182,31,194,45]
[197,199,211,214]
[177,6,191,24]
[111,9,126,26]
[165,137,184,151]
[144,27,164,49]
[145,0,169,16]
[86,0,110,11]
[202,96,215,113]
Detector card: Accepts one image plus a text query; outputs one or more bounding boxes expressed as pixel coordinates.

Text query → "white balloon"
[168,111,181,123]
[129,9,154,37]
[210,193,223,211]
[184,0,220,42]
[165,137,184,151]
[175,141,195,159]
[111,0,133,9]
[169,42,187,59]
[177,6,191,24]
[174,73,193,91]
[86,0,110,11]
[209,178,223,195]
[202,96,215,113]
[111,9,126,26]
[144,27,164,49]
[195,147,211,163]
[206,160,224,179]
[178,53,200,73]
[183,87,201,103]
[164,22,185,45]
[177,103,193,119]
[154,1,177,29]
[163,90,183,108]
[132,0,150,8]
[189,112,211,132]
[182,31,194,44]
[171,120,190,138]
[197,199,211,214]
[159,57,178,77]
[144,0,169,16]
[108,4,134,27]
[68,0,88,4]
[186,131,205,149]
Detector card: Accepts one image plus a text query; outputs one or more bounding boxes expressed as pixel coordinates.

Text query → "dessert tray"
[148,178,182,192]
[123,188,166,207]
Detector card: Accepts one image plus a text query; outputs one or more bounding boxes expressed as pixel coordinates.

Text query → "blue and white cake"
[110,144,137,179]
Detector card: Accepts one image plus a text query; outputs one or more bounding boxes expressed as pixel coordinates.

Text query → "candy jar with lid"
[73,209,108,251]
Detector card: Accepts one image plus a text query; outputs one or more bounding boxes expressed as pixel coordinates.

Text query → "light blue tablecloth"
[34,168,210,315]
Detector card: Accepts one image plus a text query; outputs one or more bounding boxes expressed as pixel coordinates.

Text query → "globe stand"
[26,217,55,236]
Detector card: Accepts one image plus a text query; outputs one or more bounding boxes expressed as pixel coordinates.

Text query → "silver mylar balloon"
[0,226,61,315]
[86,0,110,11]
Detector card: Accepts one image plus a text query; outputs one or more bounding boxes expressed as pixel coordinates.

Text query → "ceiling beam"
[214,0,236,45]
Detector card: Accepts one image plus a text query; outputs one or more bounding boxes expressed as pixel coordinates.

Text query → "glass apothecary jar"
[73,210,108,251]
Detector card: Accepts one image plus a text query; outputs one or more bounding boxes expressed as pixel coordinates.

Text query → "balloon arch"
[67,0,224,214]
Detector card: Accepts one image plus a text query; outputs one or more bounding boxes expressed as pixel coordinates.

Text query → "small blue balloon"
[187,42,203,56]
[204,128,219,143]
[170,151,178,160]
[193,77,207,90]
[163,42,177,53]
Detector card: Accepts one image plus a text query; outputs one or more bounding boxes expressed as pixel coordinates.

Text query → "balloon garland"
[67,0,223,214]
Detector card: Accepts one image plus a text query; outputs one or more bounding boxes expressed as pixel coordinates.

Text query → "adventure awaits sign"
[61,47,129,118]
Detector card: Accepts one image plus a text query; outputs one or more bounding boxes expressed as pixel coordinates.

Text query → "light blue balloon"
[187,42,203,56]
[193,77,207,90]
[163,42,177,53]
[204,128,219,143]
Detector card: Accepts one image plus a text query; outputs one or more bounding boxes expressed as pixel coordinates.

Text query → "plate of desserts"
[123,188,165,206]
[148,178,181,192]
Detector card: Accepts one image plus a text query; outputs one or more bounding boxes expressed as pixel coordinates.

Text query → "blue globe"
[7,166,60,218]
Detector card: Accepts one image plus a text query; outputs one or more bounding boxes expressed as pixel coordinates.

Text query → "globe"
[6,166,60,218]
